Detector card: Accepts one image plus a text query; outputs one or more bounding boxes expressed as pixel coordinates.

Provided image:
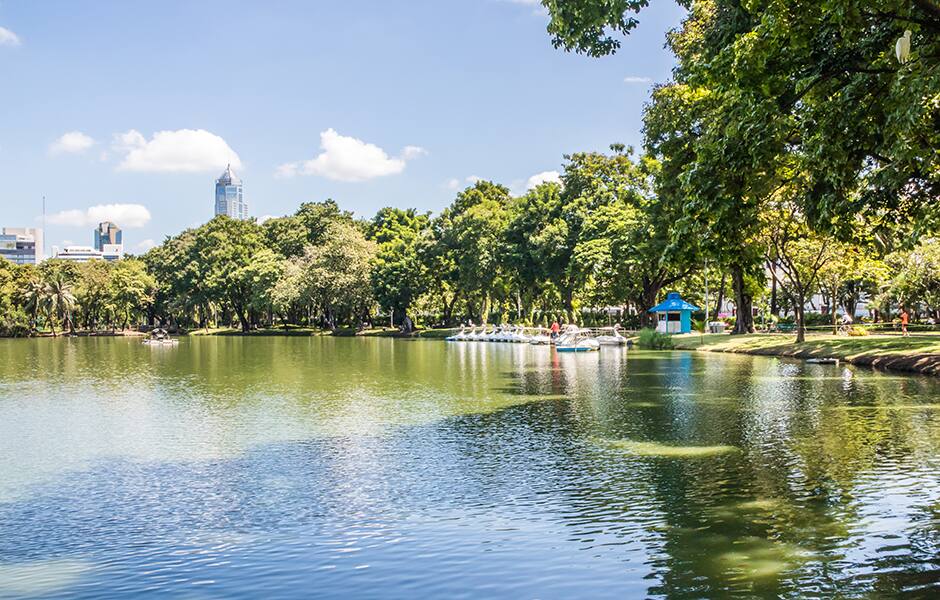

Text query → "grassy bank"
[671,332,940,376]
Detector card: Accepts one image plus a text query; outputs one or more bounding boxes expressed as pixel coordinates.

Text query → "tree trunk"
[563,288,575,324]
[795,300,806,343]
[830,290,839,335]
[480,293,490,325]
[769,269,777,317]
[844,297,858,322]
[638,283,661,329]
[714,273,727,317]
[731,265,754,334]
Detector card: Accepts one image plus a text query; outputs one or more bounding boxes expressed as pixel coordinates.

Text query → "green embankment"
[671,333,940,376]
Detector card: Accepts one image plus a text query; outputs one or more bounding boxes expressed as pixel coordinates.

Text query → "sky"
[0,0,686,256]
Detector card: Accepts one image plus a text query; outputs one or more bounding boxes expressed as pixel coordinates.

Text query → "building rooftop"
[649,292,700,313]
[217,164,241,186]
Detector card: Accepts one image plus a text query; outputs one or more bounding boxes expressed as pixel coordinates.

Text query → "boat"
[529,327,552,345]
[554,326,600,353]
[806,357,839,365]
[596,326,627,346]
[142,328,178,346]
[445,327,468,341]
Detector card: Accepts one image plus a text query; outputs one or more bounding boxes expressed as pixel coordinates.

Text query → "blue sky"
[0,0,685,255]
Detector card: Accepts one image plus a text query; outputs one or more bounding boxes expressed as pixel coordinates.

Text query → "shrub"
[847,326,869,337]
[0,308,32,338]
[638,328,674,349]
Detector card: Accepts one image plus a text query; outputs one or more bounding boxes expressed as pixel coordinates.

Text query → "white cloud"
[624,76,652,84]
[135,239,156,252]
[274,163,298,179]
[49,131,95,155]
[47,204,152,228]
[257,215,276,224]
[526,170,562,190]
[0,27,21,47]
[445,175,483,190]
[402,145,427,160]
[276,129,424,182]
[113,129,241,173]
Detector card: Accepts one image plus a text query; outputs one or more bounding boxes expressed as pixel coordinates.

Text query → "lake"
[1,337,939,598]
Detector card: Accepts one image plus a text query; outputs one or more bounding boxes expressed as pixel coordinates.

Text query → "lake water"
[1,337,939,598]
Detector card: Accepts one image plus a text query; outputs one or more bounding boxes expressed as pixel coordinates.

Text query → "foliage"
[637,327,674,350]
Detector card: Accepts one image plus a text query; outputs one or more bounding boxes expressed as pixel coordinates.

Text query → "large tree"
[367,207,432,330]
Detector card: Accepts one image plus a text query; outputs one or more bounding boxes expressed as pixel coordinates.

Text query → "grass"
[671,332,940,376]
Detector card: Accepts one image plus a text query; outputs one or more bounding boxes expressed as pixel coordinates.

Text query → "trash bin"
[708,321,726,334]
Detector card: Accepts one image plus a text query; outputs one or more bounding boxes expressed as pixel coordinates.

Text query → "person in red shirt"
[550,320,560,340]
[900,307,910,337]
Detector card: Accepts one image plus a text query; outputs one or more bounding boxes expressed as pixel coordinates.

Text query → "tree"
[109,259,156,330]
[818,244,888,331]
[367,207,432,329]
[884,238,940,319]
[763,200,838,342]
[190,216,267,332]
[300,221,376,330]
[44,271,76,337]
[441,181,511,324]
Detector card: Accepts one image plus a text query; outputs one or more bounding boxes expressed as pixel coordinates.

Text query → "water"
[1,337,939,598]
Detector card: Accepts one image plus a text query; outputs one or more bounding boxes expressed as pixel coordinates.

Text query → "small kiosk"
[649,292,699,334]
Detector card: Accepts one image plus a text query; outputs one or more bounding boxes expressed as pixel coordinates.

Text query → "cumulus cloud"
[624,76,652,84]
[49,131,95,155]
[113,129,241,173]
[47,204,152,228]
[276,129,425,182]
[0,27,21,47]
[526,170,562,190]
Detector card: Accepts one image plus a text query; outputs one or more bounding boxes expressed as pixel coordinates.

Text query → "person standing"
[900,307,910,337]
[550,319,560,340]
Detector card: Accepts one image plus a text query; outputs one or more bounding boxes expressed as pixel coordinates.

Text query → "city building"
[0,227,43,265]
[94,221,122,251]
[214,164,247,219]
[53,244,123,263]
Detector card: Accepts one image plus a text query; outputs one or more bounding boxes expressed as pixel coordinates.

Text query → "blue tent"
[648,292,700,334]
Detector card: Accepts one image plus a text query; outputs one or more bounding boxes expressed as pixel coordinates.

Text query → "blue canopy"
[648,292,700,313]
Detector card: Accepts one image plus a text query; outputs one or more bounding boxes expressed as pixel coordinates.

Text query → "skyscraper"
[214,164,247,219]
[94,221,122,251]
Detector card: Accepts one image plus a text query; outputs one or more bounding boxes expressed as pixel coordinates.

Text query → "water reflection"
[0,338,939,597]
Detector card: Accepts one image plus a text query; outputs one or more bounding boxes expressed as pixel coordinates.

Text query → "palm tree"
[19,277,46,333]
[44,273,76,337]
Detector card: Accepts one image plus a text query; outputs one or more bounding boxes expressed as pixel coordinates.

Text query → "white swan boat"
[596,326,627,346]
[554,326,599,352]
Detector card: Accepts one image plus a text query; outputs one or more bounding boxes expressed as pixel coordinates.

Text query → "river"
[1,337,939,598]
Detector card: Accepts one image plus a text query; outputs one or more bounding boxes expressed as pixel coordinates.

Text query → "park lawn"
[671,332,940,376]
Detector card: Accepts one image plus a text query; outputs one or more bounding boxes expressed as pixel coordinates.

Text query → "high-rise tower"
[214,164,247,219]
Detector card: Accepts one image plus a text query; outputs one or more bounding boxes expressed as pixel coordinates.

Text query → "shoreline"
[671,333,940,377]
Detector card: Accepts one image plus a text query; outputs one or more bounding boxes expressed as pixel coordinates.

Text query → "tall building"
[214,164,247,219]
[94,221,122,251]
[0,227,43,265]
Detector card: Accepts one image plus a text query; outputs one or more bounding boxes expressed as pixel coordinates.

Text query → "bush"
[0,308,32,338]
[638,328,674,349]
[802,312,830,326]
[847,326,869,337]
